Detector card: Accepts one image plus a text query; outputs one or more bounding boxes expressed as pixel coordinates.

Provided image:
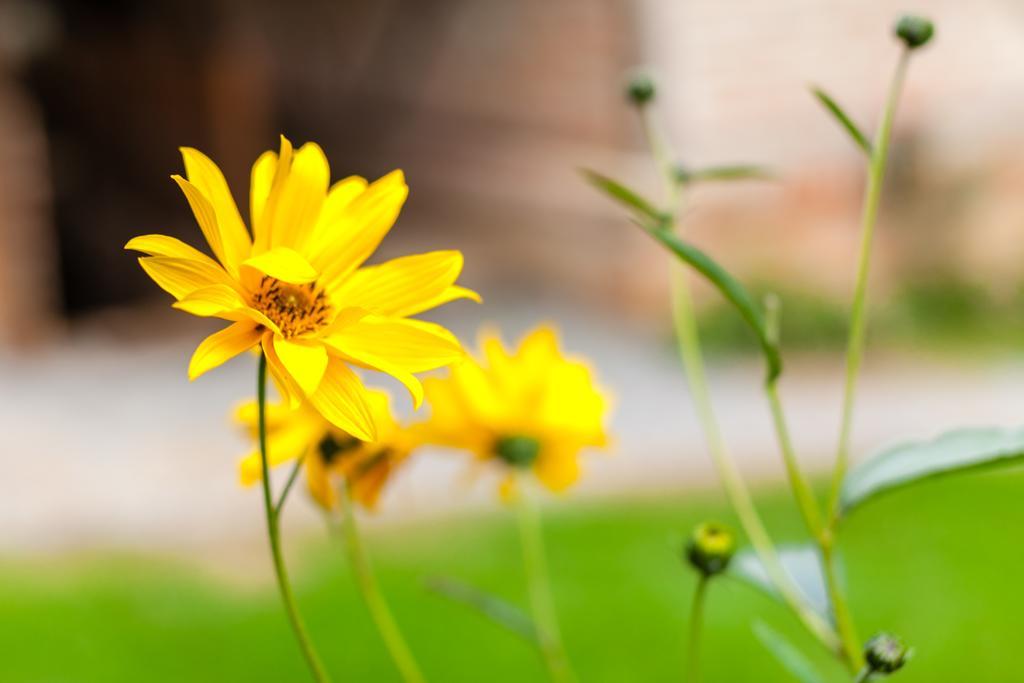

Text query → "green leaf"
[811,87,872,156]
[729,545,831,619]
[753,620,826,683]
[580,169,668,226]
[424,576,538,643]
[676,165,772,184]
[639,222,782,381]
[841,426,1024,515]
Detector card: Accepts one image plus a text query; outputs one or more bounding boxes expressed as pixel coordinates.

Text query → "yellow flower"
[237,390,416,511]
[126,136,478,440]
[418,326,610,494]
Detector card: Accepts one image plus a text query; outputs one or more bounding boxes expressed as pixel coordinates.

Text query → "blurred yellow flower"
[237,390,416,511]
[126,136,478,440]
[418,326,610,495]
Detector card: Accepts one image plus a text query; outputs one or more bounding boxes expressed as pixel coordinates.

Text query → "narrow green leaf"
[580,169,668,226]
[638,221,782,381]
[424,576,538,643]
[753,620,826,683]
[676,165,772,184]
[728,545,831,619]
[841,426,1024,515]
[811,87,872,156]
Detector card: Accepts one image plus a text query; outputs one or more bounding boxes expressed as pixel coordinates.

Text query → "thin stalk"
[853,666,872,683]
[337,487,426,683]
[765,382,822,537]
[820,48,911,672]
[515,477,577,683]
[257,356,332,683]
[638,104,840,652]
[826,49,910,521]
[685,576,709,683]
[275,454,306,517]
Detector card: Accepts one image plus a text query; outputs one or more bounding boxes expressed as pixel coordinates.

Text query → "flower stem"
[337,486,427,683]
[257,355,333,683]
[515,477,577,683]
[685,575,709,683]
[853,666,872,683]
[821,48,911,672]
[826,48,910,522]
[637,103,839,652]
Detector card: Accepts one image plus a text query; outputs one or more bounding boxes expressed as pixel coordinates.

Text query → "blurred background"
[2,1,1024,681]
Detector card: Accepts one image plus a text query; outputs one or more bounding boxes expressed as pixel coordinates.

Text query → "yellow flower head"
[237,390,417,511]
[126,137,479,440]
[418,326,610,494]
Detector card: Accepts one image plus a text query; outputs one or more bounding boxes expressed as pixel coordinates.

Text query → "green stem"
[515,477,577,683]
[637,104,839,652]
[257,356,333,683]
[685,576,709,683]
[337,487,426,683]
[275,454,306,517]
[854,666,872,683]
[821,48,911,672]
[765,381,822,537]
[826,49,910,521]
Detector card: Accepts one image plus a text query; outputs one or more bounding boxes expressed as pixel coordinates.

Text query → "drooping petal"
[262,330,303,409]
[325,315,464,407]
[273,337,329,396]
[331,250,471,318]
[137,256,233,301]
[242,247,318,284]
[172,283,248,317]
[180,147,252,273]
[188,320,261,380]
[307,357,376,441]
[533,441,582,492]
[313,171,408,288]
[125,234,220,267]
[267,142,329,250]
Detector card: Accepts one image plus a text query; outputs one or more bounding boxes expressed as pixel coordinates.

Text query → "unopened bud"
[895,15,934,49]
[685,522,736,577]
[626,72,656,107]
[864,632,909,674]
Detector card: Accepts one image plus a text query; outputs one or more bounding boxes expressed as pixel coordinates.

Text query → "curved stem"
[685,576,709,683]
[854,666,872,683]
[275,454,306,517]
[826,49,910,521]
[515,477,577,683]
[257,355,333,683]
[337,487,427,683]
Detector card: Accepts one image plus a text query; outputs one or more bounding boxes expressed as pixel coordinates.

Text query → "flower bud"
[495,435,541,468]
[894,15,934,49]
[864,632,909,674]
[625,72,656,107]
[685,522,736,576]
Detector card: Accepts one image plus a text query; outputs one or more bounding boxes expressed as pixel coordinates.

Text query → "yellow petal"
[304,449,337,510]
[125,234,219,267]
[262,331,303,408]
[255,136,294,253]
[534,442,582,493]
[180,147,252,273]
[138,256,233,301]
[172,175,233,269]
[172,284,247,317]
[238,425,317,487]
[308,358,377,441]
[188,321,261,380]
[325,315,464,407]
[242,247,318,284]
[250,150,277,251]
[272,337,329,396]
[307,176,369,252]
[313,171,408,288]
[332,250,469,318]
[268,142,329,250]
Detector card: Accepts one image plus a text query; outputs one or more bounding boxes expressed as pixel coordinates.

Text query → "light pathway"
[2,302,1023,560]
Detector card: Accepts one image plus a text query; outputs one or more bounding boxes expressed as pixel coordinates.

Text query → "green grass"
[3,471,1023,682]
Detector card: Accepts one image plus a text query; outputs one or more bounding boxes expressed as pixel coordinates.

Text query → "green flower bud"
[864,632,909,674]
[495,435,541,468]
[685,522,736,577]
[625,72,656,107]
[894,15,934,49]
